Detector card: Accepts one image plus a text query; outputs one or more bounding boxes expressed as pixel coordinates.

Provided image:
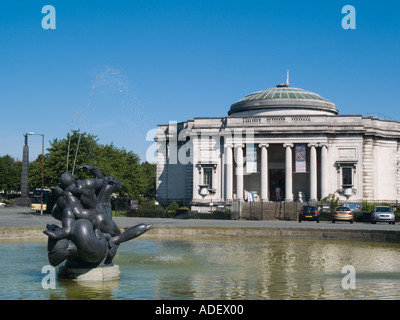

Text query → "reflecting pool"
[1,237,400,300]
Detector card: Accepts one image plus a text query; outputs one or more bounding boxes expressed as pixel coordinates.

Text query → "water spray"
[66,132,71,173]
[66,65,138,173]
[71,129,81,176]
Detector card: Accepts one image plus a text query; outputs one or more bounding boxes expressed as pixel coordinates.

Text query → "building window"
[342,167,353,187]
[336,161,357,190]
[203,167,213,187]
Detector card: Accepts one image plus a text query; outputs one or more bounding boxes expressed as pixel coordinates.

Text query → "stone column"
[259,144,269,201]
[225,145,233,200]
[320,143,329,200]
[283,143,293,201]
[308,143,318,201]
[235,144,244,200]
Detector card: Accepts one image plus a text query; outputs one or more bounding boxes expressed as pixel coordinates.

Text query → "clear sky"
[0,0,399,163]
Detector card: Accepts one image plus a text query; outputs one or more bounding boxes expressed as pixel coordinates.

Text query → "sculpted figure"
[44,166,152,268]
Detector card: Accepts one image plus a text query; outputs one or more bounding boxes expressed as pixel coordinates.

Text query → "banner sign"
[246,144,257,173]
[295,144,306,173]
[248,192,254,202]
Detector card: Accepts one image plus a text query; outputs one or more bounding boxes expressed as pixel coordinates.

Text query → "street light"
[28,132,45,215]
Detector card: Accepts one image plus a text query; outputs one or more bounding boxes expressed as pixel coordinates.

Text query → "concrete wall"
[373,139,398,200]
[3,226,400,244]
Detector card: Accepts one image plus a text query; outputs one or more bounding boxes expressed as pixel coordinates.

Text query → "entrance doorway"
[270,169,285,201]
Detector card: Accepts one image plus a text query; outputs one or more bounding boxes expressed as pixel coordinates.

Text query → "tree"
[92,143,142,198]
[28,131,156,200]
[29,131,99,190]
[0,155,21,195]
[140,161,156,199]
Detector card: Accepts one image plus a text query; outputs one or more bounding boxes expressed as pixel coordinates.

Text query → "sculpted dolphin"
[44,166,154,268]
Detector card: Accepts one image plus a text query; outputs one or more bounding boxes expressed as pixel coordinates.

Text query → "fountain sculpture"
[43,165,152,280]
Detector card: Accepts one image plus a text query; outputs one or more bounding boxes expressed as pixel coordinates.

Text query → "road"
[1,206,399,232]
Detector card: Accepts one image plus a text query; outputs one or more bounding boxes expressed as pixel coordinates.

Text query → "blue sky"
[0,0,399,163]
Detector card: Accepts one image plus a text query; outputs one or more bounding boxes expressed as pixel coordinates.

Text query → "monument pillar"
[15,133,31,207]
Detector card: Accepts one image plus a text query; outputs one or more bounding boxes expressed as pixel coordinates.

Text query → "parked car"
[0,202,5,207]
[332,206,353,223]
[298,205,319,223]
[371,206,395,225]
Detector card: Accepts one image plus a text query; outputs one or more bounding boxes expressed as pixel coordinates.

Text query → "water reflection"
[1,238,400,299]
[50,279,120,300]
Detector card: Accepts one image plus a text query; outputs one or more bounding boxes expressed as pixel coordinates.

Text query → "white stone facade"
[155,85,400,210]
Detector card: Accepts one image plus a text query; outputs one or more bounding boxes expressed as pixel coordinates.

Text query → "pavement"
[1,205,400,232]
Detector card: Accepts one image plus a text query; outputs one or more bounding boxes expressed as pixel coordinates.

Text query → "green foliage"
[167,201,180,212]
[361,201,393,213]
[140,161,156,199]
[140,200,163,211]
[361,200,374,213]
[29,131,100,189]
[127,200,170,218]
[27,130,156,199]
[92,142,142,198]
[0,155,21,194]
[126,200,231,220]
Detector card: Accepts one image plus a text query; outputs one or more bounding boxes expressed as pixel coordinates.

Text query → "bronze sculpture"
[44,165,152,268]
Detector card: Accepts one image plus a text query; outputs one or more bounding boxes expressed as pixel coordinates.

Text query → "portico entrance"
[269,169,285,201]
[232,142,325,202]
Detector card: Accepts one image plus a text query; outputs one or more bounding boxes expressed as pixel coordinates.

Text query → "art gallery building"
[155,82,400,213]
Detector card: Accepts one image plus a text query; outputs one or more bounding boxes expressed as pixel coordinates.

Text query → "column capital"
[283,143,294,148]
[234,143,245,149]
[307,143,318,148]
[318,143,331,149]
[258,143,269,149]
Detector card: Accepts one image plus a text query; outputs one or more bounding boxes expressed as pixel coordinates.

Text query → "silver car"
[371,206,395,225]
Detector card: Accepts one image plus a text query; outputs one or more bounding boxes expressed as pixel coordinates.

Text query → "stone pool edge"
[1,225,400,244]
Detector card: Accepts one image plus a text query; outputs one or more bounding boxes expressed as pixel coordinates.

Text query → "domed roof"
[228,84,338,116]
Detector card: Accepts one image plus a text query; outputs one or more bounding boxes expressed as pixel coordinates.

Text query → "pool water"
[1,237,400,300]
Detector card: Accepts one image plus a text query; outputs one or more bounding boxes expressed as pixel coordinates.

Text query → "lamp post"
[28,132,45,215]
